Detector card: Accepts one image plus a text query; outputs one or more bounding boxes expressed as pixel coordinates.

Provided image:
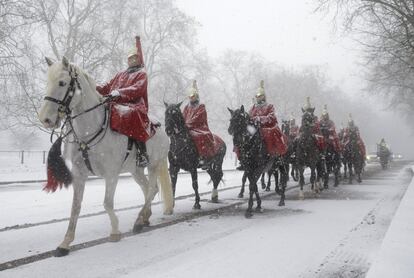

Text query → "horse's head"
[164,101,185,136]
[39,56,82,129]
[301,111,315,132]
[320,121,330,137]
[227,105,250,136]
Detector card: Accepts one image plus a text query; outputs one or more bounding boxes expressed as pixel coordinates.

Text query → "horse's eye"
[59,81,66,87]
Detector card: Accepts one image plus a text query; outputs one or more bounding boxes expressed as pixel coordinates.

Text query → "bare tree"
[315,0,414,127]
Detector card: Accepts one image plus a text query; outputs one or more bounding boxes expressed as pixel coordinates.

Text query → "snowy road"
[0,161,412,277]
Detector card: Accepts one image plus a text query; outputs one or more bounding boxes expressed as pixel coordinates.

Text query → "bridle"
[44,66,81,119]
[44,65,110,174]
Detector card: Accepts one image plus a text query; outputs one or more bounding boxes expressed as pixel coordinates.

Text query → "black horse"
[164,102,226,209]
[228,105,287,218]
[296,110,321,199]
[343,127,364,184]
[320,124,341,188]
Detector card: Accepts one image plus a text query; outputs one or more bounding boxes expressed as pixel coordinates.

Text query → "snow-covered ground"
[0,160,412,277]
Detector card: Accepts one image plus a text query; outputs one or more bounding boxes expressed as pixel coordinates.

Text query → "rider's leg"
[135,140,149,167]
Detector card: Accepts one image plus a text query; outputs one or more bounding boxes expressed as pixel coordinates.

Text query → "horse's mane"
[70,63,97,91]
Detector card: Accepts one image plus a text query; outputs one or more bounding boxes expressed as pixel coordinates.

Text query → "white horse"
[38,56,174,257]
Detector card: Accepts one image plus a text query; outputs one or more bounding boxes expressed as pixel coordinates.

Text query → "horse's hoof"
[265,187,270,192]
[357,178,362,183]
[109,233,122,242]
[278,200,285,206]
[255,207,263,213]
[238,193,244,198]
[193,203,201,210]
[211,196,219,203]
[133,223,145,234]
[245,210,253,218]
[164,209,173,215]
[54,247,70,257]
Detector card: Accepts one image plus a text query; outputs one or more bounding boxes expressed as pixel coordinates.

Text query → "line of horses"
[38,58,365,256]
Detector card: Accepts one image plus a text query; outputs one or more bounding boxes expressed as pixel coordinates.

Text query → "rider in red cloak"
[96,37,150,167]
[319,105,342,153]
[300,97,325,150]
[342,114,366,159]
[183,80,224,170]
[249,80,287,157]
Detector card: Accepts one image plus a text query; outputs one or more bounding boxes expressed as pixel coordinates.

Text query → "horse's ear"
[177,101,184,108]
[240,105,245,113]
[163,101,169,108]
[45,57,54,67]
[301,108,305,113]
[227,107,234,116]
[62,56,69,68]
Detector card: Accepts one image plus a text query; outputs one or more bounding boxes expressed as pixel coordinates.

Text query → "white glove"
[109,90,120,98]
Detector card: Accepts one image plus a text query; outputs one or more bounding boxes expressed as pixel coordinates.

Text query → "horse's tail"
[156,158,174,215]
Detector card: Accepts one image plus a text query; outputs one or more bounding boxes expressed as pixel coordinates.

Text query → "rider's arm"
[255,105,277,127]
[96,73,119,96]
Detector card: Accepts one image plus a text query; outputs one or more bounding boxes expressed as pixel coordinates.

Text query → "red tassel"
[44,166,62,193]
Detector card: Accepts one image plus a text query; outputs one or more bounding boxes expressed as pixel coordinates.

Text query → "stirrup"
[137,155,150,168]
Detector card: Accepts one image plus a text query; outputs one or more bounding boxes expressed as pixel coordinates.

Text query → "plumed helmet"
[321,104,329,119]
[256,80,265,98]
[188,80,199,100]
[302,96,315,113]
[348,113,355,126]
[127,47,138,58]
[289,112,296,125]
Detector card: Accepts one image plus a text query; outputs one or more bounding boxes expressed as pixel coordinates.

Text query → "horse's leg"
[55,177,86,257]
[133,167,159,233]
[348,161,353,184]
[356,159,362,183]
[274,169,280,194]
[245,174,254,218]
[239,172,247,198]
[254,180,262,212]
[208,161,222,203]
[261,173,266,190]
[266,170,272,192]
[343,161,348,179]
[334,155,340,187]
[323,158,329,189]
[278,165,286,206]
[298,165,305,200]
[311,166,317,194]
[190,169,201,209]
[169,165,179,197]
[103,177,121,241]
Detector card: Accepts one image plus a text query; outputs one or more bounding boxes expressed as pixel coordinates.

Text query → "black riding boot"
[135,141,149,167]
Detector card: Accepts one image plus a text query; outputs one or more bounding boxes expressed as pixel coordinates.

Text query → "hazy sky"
[176,0,363,94]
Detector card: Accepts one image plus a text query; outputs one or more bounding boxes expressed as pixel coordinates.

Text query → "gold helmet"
[302,96,315,113]
[127,47,138,58]
[188,80,199,102]
[289,112,296,126]
[256,80,265,98]
[348,113,355,126]
[321,104,329,120]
